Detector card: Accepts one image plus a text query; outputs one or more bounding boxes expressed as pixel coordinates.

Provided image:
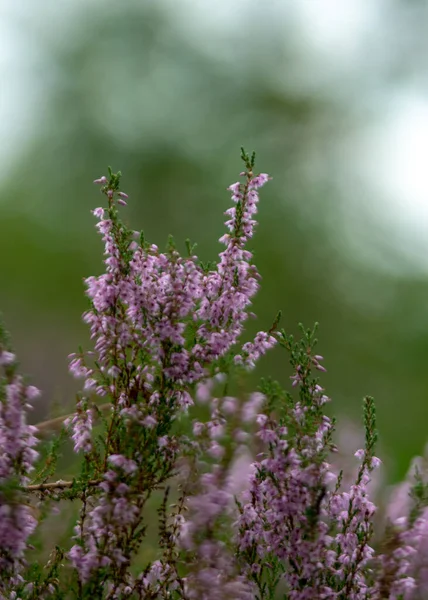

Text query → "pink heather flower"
[176,390,194,410]
[235,430,249,443]
[142,415,157,428]
[193,421,205,436]
[373,504,428,600]
[66,163,278,592]
[255,413,268,427]
[222,396,238,415]
[313,354,327,372]
[227,182,241,195]
[107,365,121,378]
[371,457,382,469]
[108,454,138,474]
[65,401,94,453]
[240,331,277,370]
[69,356,92,379]
[241,392,265,423]
[399,508,428,598]
[234,366,383,597]
[69,468,140,584]
[6,160,428,597]
[25,385,41,401]
[193,169,271,367]
[208,441,225,460]
[179,466,254,598]
[0,350,15,365]
[208,422,224,439]
[226,447,255,499]
[2,380,40,478]
[83,378,97,391]
[330,418,384,501]
[250,173,271,188]
[93,176,108,184]
[92,207,104,218]
[196,379,215,403]
[177,383,261,599]
[0,373,40,583]
[134,560,179,596]
[290,365,304,387]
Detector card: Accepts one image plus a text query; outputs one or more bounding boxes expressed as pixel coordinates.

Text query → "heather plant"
[1,149,428,598]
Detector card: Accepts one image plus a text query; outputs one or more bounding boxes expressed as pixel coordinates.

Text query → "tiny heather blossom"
[93,176,108,185]
[241,391,265,423]
[0,350,15,365]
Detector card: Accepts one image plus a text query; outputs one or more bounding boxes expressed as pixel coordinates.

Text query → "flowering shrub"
[0,148,427,598]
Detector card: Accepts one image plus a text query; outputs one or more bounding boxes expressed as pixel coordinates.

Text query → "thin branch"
[25,479,101,492]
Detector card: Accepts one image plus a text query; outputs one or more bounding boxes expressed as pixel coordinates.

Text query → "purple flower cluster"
[64,155,276,595]
[0,348,39,594]
[3,152,428,598]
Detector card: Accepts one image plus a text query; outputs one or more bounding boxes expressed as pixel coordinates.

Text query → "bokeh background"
[1,0,428,483]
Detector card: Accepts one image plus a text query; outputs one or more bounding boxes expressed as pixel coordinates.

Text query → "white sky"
[295,1,428,273]
[363,96,428,236]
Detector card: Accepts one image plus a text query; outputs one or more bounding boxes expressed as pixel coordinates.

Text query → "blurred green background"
[1,0,428,483]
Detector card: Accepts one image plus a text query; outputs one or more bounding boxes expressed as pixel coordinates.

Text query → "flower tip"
[26,385,41,401]
[92,207,105,218]
[0,350,16,366]
[371,456,382,469]
[93,176,108,185]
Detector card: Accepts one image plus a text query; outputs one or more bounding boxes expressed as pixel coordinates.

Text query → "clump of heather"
[3,149,428,598]
[62,150,275,597]
[0,322,40,594]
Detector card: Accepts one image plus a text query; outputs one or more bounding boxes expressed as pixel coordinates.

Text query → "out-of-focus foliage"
[1,0,428,481]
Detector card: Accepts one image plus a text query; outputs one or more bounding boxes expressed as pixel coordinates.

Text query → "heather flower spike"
[0,319,40,594]
[2,150,428,597]
[93,176,108,185]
